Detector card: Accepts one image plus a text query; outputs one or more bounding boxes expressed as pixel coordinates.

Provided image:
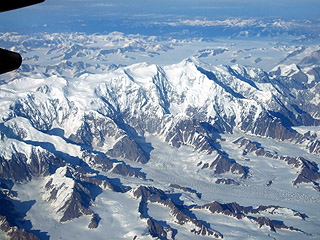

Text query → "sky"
[0,0,319,34]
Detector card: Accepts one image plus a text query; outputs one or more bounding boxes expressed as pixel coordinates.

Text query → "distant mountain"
[161,18,320,39]
[300,50,320,66]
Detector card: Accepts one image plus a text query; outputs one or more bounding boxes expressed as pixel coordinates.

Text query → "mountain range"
[0,32,319,240]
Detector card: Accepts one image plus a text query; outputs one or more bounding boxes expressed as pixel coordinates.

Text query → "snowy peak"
[270,64,301,77]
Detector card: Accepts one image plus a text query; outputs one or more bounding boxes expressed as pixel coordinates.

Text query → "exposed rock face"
[0,145,65,183]
[252,217,290,233]
[11,89,74,132]
[300,50,320,66]
[290,157,320,186]
[133,186,223,239]
[0,217,40,240]
[194,202,306,233]
[111,163,146,179]
[161,119,219,154]
[215,178,240,185]
[195,201,248,219]
[82,151,146,179]
[268,63,320,127]
[240,112,301,141]
[307,139,320,156]
[234,137,320,190]
[107,135,149,164]
[82,151,113,172]
[169,184,201,198]
[69,113,122,148]
[147,218,174,240]
[69,113,150,164]
[88,213,100,229]
[207,154,248,178]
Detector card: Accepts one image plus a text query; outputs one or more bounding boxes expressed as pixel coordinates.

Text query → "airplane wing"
[0,0,45,74]
[0,0,45,13]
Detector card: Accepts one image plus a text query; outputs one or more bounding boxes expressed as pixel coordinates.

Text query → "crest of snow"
[261,207,302,219]
[292,126,320,138]
[164,59,216,114]
[271,64,300,77]
[310,88,320,105]
[43,166,75,212]
[3,117,82,160]
[91,62,169,119]
[0,75,69,122]
[230,64,262,80]
[271,20,296,29]
[60,112,83,138]
[305,71,316,84]
[168,18,260,28]
[0,138,33,161]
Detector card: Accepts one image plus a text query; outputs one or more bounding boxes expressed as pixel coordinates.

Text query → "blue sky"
[0,0,319,34]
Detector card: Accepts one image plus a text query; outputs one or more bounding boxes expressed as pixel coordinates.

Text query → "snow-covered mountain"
[161,18,320,39]
[0,32,320,240]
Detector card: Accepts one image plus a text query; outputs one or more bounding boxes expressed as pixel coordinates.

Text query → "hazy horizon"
[0,0,319,34]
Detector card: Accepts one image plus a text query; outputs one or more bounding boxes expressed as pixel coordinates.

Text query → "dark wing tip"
[0,48,22,75]
[0,0,45,13]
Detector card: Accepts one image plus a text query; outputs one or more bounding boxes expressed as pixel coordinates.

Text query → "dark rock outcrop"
[147,218,174,240]
[82,151,113,171]
[195,202,306,233]
[251,216,301,233]
[240,112,300,141]
[161,119,220,154]
[215,178,240,185]
[11,92,73,132]
[300,50,320,66]
[169,184,201,198]
[111,163,146,179]
[69,113,150,163]
[43,164,129,227]
[307,139,320,156]
[69,113,123,149]
[134,186,223,239]
[208,154,248,178]
[234,137,320,190]
[0,216,41,240]
[88,213,100,229]
[107,135,149,164]
[82,151,146,179]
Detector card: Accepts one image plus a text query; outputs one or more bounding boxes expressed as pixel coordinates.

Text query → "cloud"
[164,18,258,27]
[91,3,114,7]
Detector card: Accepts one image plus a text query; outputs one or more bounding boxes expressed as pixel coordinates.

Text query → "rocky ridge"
[133,186,223,239]
[234,137,320,191]
[194,202,307,233]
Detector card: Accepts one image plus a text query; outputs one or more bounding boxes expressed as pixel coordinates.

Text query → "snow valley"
[0,31,320,240]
